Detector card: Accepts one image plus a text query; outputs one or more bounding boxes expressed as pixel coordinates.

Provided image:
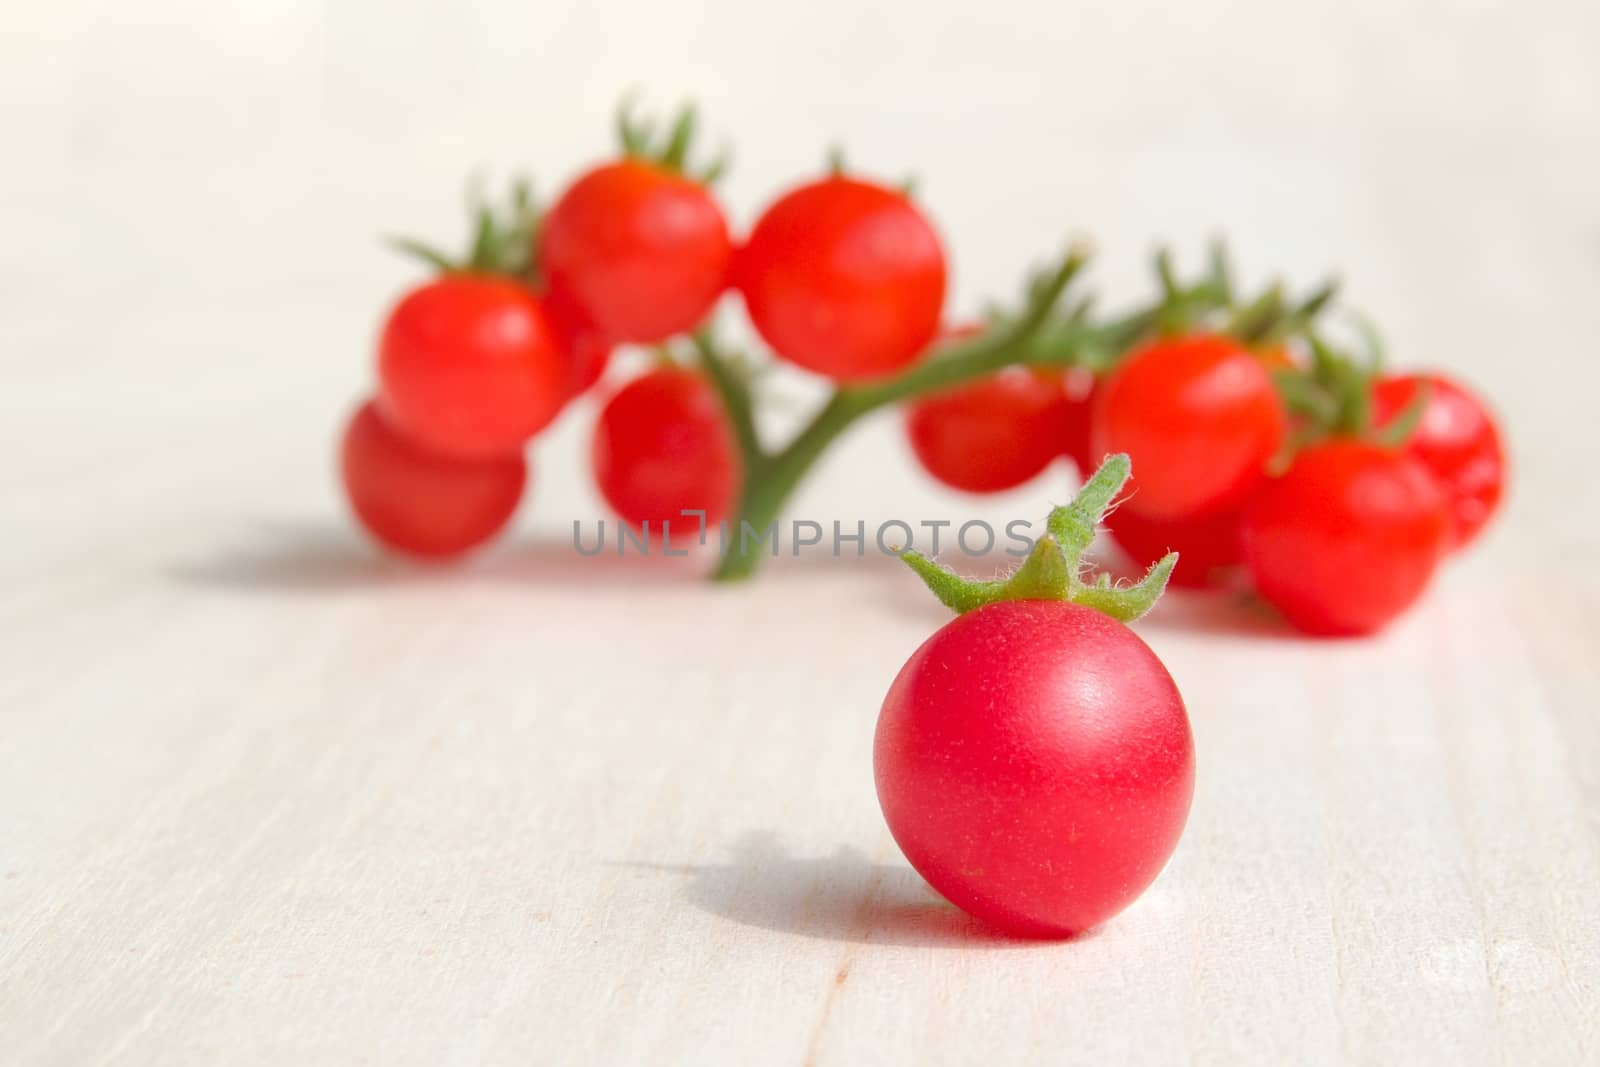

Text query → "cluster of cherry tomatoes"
[909,327,1506,636]
[339,100,1506,638]
[340,102,942,560]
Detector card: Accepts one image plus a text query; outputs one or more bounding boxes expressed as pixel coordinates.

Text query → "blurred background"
[3,11,1598,1062]
[2,0,1596,575]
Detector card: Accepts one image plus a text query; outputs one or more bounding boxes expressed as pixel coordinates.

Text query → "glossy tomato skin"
[542,160,732,344]
[1372,373,1506,550]
[1241,440,1449,636]
[340,401,526,559]
[737,176,946,382]
[544,285,615,398]
[377,275,569,459]
[905,368,1065,493]
[592,367,740,532]
[1090,335,1285,522]
[875,600,1195,937]
[1106,506,1245,590]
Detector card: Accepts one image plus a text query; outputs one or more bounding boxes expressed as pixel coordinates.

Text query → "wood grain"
[2,1,1598,1063]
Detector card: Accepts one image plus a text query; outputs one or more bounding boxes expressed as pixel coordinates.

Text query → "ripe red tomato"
[1106,506,1244,590]
[875,599,1195,937]
[737,176,946,381]
[340,401,526,559]
[377,275,569,459]
[904,368,1065,493]
[1090,334,1285,521]
[544,286,615,398]
[1372,373,1506,550]
[592,366,740,532]
[541,160,732,344]
[1241,439,1449,636]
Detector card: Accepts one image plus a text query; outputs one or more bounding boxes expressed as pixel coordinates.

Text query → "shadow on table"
[167,519,916,597]
[164,519,710,593]
[623,830,1085,949]
[1137,587,1302,642]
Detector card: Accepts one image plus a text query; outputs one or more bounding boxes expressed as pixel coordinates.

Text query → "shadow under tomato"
[164,519,715,594]
[622,830,1094,949]
[1136,587,1307,642]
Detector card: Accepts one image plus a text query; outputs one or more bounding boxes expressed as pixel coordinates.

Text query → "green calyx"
[901,454,1177,623]
[389,177,541,282]
[617,96,727,184]
[1271,327,1429,454]
[1147,241,1337,345]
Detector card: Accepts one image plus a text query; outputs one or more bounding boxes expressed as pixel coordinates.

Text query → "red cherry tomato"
[377,275,569,459]
[340,401,526,559]
[737,176,946,381]
[592,366,740,532]
[1090,334,1285,521]
[1372,373,1506,550]
[1106,506,1244,590]
[1242,439,1449,636]
[904,368,1065,493]
[541,159,732,344]
[544,286,615,398]
[875,599,1195,937]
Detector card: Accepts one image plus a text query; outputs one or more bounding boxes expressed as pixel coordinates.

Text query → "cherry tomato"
[1372,373,1506,550]
[541,160,732,344]
[544,286,615,398]
[1241,439,1449,636]
[1090,334,1285,521]
[875,599,1195,937]
[377,275,569,459]
[1106,506,1244,590]
[737,176,946,381]
[592,366,740,532]
[340,401,526,559]
[904,368,1065,493]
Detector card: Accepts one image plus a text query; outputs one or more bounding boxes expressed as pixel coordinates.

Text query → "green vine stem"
[699,247,1231,582]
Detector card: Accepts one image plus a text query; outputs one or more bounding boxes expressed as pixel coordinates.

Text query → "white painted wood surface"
[3,2,1598,1063]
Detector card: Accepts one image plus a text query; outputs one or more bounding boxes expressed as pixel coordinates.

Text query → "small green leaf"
[1072,552,1177,623]
[1154,247,1181,303]
[1230,283,1286,343]
[901,551,1010,614]
[1271,367,1337,422]
[901,455,1173,623]
[1371,379,1432,448]
[901,533,1073,615]
[660,104,697,172]
[700,145,732,185]
[386,236,459,274]
[467,205,498,272]
[1047,453,1130,559]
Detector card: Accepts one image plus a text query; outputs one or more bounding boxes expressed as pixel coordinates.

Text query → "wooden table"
[3,3,1598,1062]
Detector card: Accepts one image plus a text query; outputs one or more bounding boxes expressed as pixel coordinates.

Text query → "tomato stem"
[691,331,765,463]
[901,454,1177,622]
[707,248,1227,582]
